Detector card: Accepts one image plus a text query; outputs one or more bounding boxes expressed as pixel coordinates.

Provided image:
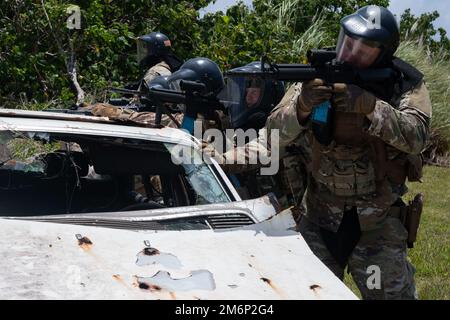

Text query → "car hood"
[0,208,357,300]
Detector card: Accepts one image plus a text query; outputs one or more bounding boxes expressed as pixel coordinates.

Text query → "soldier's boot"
[348,216,418,300]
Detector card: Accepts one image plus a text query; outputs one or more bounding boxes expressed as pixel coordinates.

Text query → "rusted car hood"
[0,209,357,300]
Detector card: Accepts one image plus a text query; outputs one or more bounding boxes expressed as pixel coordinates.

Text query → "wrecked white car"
[0,109,357,299]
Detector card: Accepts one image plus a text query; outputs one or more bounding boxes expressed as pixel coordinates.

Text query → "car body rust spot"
[138,282,150,290]
[310,284,321,291]
[170,292,176,300]
[77,236,93,250]
[143,247,160,256]
[138,281,162,292]
[261,277,284,297]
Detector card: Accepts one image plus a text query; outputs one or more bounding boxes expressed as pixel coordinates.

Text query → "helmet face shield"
[137,38,149,64]
[137,32,172,64]
[244,78,264,108]
[336,29,381,68]
[222,76,266,129]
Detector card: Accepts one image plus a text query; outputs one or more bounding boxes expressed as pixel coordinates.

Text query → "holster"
[404,193,424,248]
[389,193,424,248]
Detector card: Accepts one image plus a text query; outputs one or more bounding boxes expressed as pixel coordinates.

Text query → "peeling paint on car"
[136,247,183,269]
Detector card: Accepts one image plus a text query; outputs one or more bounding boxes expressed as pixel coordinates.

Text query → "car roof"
[0,108,197,147]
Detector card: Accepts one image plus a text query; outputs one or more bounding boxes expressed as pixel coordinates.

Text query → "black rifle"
[108,87,162,113]
[110,81,225,132]
[224,49,399,101]
[225,49,400,146]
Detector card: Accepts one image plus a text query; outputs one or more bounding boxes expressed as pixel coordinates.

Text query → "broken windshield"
[0,130,231,217]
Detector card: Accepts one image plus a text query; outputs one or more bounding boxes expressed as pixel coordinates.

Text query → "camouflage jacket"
[217,126,307,209]
[139,61,172,90]
[265,80,432,231]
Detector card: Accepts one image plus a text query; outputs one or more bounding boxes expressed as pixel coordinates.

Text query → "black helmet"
[167,57,225,97]
[336,5,400,67]
[223,62,285,130]
[137,32,172,63]
[145,75,170,90]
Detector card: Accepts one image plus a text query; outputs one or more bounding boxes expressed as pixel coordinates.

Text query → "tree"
[0,0,213,107]
[399,8,449,58]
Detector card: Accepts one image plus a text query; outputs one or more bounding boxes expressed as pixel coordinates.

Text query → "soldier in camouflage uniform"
[136,32,183,88]
[263,6,432,299]
[217,123,308,211]
[216,62,308,209]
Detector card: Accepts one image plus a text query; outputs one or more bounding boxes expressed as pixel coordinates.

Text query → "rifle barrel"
[225,65,396,84]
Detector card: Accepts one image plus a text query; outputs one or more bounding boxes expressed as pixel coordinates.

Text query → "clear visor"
[336,30,381,68]
[137,39,149,64]
[246,78,264,106]
[221,76,264,127]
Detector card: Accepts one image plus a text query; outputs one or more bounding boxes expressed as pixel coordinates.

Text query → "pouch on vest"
[311,101,334,146]
[314,156,377,197]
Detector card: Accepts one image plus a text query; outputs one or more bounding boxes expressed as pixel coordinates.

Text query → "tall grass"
[267,0,332,59]
[396,41,450,159]
[291,15,331,57]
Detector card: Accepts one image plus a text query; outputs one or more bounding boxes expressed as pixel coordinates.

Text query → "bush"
[0,0,212,108]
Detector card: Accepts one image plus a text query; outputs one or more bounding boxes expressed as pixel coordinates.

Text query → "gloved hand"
[331,83,376,114]
[298,78,333,113]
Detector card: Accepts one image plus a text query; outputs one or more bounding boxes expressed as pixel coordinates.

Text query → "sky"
[199,0,450,35]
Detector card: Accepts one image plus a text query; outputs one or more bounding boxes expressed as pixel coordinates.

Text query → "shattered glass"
[165,143,230,205]
[0,131,56,174]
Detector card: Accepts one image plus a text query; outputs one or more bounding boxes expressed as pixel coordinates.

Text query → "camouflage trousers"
[298,214,418,300]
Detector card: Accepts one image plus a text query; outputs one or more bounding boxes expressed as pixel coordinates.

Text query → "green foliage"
[197,0,390,69]
[7,137,59,161]
[0,0,212,108]
[253,0,389,40]
[400,9,450,59]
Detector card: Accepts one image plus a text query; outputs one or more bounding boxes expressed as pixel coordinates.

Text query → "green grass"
[344,165,450,300]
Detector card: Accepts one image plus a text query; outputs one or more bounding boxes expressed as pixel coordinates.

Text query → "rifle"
[108,87,161,113]
[225,49,399,145]
[110,80,225,133]
[224,49,398,101]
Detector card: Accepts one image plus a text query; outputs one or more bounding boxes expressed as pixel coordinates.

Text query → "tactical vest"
[311,58,424,198]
